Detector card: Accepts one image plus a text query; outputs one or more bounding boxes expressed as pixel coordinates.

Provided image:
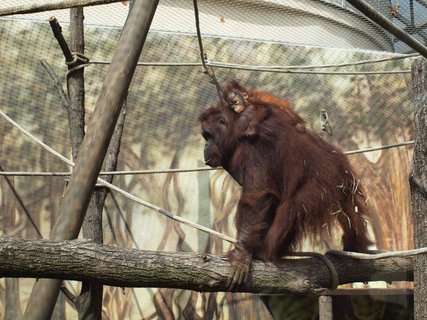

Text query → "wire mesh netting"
[0,0,419,319]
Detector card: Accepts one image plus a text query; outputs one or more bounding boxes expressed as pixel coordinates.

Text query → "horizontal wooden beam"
[0,0,122,16]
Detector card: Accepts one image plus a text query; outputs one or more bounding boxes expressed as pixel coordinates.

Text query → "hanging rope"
[192,0,225,103]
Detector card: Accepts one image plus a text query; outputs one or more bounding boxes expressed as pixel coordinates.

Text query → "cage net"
[0,0,419,319]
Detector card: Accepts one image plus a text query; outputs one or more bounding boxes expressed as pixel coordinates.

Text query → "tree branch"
[0,237,414,294]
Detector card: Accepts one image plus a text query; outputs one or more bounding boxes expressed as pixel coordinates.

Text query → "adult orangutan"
[199,81,373,290]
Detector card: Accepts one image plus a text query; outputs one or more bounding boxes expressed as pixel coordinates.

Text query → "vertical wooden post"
[319,295,333,320]
[23,1,159,319]
[69,5,105,319]
[67,8,86,160]
[2,177,23,320]
[52,7,87,320]
[410,58,427,320]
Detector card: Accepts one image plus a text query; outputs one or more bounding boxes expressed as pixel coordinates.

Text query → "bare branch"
[40,59,70,111]
[0,237,415,295]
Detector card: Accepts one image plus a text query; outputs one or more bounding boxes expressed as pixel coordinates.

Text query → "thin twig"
[40,59,70,111]
[60,285,77,304]
[110,193,139,249]
[48,17,74,63]
[0,163,43,238]
[103,205,117,242]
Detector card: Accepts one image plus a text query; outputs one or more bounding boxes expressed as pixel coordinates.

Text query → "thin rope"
[0,167,216,176]
[192,0,225,102]
[193,0,207,71]
[91,61,202,66]
[0,109,237,244]
[90,60,410,75]
[206,63,410,75]
[235,52,418,70]
[208,53,418,70]
[0,140,414,177]
[344,140,414,155]
[66,52,90,77]
[284,252,339,290]
[0,111,74,167]
[90,52,419,71]
[327,247,427,259]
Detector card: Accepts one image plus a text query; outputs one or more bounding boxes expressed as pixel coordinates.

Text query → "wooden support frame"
[23,1,159,319]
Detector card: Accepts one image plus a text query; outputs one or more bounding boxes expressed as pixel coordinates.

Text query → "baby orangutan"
[226,85,269,137]
[225,80,305,136]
